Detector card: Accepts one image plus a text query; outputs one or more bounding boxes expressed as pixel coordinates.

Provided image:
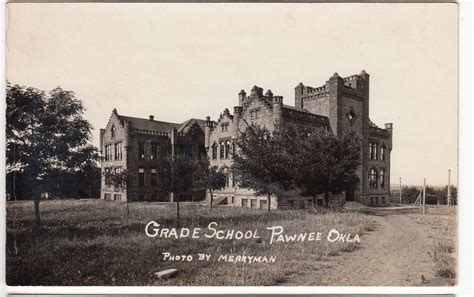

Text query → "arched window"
[380,169,385,188]
[369,142,373,159]
[211,143,217,160]
[374,143,378,160]
[219,142,225,159]
[380,145,386,161]
[225,141,231,159]
[220,167,229,187]
[111,126,116,139]
[368,168,378,189]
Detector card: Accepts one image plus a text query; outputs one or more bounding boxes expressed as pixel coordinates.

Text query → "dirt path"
[286,209,449,286]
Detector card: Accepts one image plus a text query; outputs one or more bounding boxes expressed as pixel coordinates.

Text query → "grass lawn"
[6,199,374,286]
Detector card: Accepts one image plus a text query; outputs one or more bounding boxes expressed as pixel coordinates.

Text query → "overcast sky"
[6,3,458,186]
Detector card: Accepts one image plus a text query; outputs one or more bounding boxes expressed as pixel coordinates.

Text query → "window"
[105,144,113,161]
[369,168,378,189]
[242,199,248,207]
[211,143,218,160]
[374,143,378,160]
[219,142,225,159]
[104,168,111,185]
[225,141,231,159]
[221,167,229,187]
[138,143,145,160]
[380,169,385,188]
[113,194,121,201]
[138,194,145,201]
[151,168,157,186]
[221,123,229,132]
[251,199,257,208]
[380,145,385,161]
[369,142,373,160]
[180,144,192,159]
[150,143,158,160]
[111,126,116,139]
[114,142,122,160]
[138,168,145,186]
[250,110,260,121]
[104,193,112,200]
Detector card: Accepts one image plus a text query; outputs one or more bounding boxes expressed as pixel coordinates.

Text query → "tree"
[193,157,226,210]
[292,130,361,207]
[157,156,194,226]
[6,83,95,238]
[232,123,294,212]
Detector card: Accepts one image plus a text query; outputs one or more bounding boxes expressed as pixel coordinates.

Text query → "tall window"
[221,123,229,132]
[150,168,157,186]
[225,141,231,159]
[374,143,378,160]
[380,169,385,188]
[369,142,373,160]
[221,167,229,187]
[114,143,122,160]
[369,168,378,189]
[138,143,145,160]
[380,145,385,161]
[111,126,116,139]
[211,143,217,160]
[150,143,158,160]
[138,168,145,186]
[219,142,225,159]
[105,145,112,161]
[104,168,111,184]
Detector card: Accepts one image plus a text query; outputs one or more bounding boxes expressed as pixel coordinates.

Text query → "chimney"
[149,115,154,121]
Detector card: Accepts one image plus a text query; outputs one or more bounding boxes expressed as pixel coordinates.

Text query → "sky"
[6,3,458,186]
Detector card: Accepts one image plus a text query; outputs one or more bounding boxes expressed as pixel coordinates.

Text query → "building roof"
[117,114,206,134]
[118,115,180,132]
[177,118,207,133]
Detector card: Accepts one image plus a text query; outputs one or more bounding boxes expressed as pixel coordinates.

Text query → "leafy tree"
[157,156,194,226]
[6,83,95,238]
[193,157,226,210]
[292,130,361,207]
[232,123,294,212]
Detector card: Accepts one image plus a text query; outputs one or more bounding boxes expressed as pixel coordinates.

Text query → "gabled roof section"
[177,118,206,133]
[117,114,180,133]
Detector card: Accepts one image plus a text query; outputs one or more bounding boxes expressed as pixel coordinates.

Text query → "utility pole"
[422,178,426,215]
[399,177,402,204]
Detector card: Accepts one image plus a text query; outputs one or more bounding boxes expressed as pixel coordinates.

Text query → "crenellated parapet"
[282,106,330,127]
[368,120,391,139]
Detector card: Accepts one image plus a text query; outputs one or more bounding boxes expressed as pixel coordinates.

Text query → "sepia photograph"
[5,3,458,286]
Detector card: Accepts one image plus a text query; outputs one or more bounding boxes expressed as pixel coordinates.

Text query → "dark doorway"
[346,189,355,201]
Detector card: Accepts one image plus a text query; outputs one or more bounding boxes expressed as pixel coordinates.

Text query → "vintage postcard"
[5,3,458,286]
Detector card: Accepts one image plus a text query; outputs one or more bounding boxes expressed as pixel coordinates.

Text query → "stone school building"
[100,71,393,208]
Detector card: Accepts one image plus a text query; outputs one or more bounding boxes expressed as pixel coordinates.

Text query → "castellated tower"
[294,71,392,204]
[204,71,392,208]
